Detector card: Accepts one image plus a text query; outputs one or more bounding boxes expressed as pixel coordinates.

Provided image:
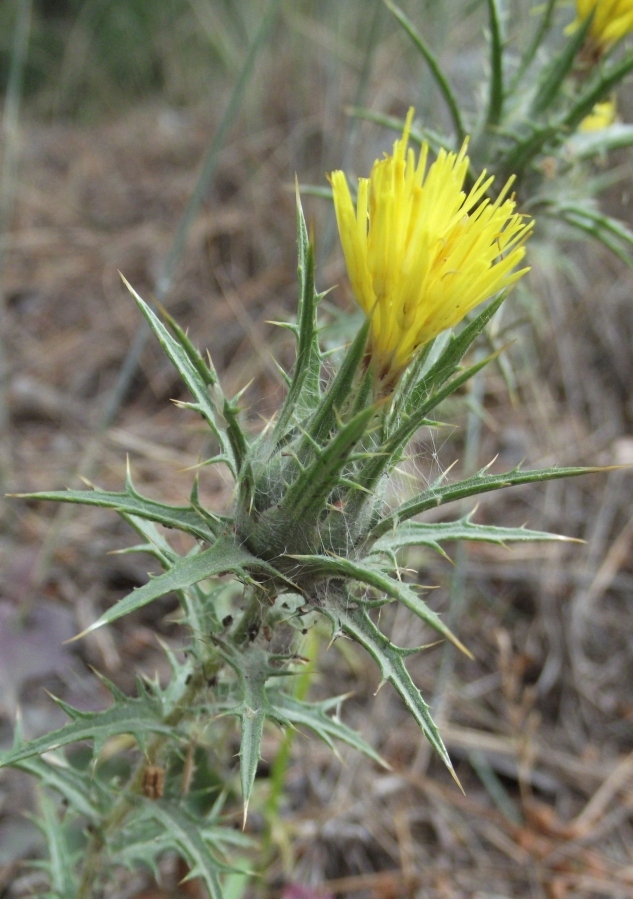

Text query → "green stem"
[232,589,266,646]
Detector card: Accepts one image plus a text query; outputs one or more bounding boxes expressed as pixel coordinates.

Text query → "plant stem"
[233,589,266,646]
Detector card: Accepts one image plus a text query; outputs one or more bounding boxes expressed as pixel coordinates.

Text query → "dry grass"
[1,6,633,898]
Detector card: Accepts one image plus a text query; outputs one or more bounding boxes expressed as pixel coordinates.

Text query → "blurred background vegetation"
[1,1,633,897]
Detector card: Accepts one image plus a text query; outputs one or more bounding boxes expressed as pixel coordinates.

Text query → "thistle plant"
[3,3,633,897]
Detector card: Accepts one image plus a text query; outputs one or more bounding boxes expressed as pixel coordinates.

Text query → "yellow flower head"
[579,97,618,131]
[574,0,633,51]
[329,109,532,391]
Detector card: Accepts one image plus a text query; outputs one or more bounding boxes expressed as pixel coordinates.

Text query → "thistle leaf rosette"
[329,109,533,393]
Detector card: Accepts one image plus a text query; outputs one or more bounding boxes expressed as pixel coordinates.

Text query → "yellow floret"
[575,0,633,51]
[329,109,532,392]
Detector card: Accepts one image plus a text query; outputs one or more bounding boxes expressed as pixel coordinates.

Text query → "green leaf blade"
[384,0,465,142]
[36,789,78,899]
[485,0,504,128]
[272,187,322,440]
[304,318,371,447]
[271,692,387,767]
[17,487,223,542]
[529,11,593,118]
[1,693,170,768]
[72,536,274,639]
[371,517,577,555]
[371,464,607,539]
[15,754,107,819]
[139,801,230,899]
[289,553,470,657]
[121,276,238,476]
[321,596,456,779]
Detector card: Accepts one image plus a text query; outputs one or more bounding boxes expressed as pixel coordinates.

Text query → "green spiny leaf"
[370,515,577,556]
[73,536,286,639]
[135,800,233,899]
[34,789,78,899]
[512,0,557,86]
[272,186,322,440]
[320,594,457,781]
[121,275,238,475]
[159,304,220,388]
[548,203,633,267]
[304,317,371,447]
[1,691,171,767]
[370,463,607,540]
[279,403,378,532]
[115,801,252,875]
[269,692,387,767]
[288,553,470,657]
[347,107,455,158]
[15,753,107,819]
[567,123,633,160]
[216,645,286,820]
[497,121,559,181]
[400,293,506,418]
[16,484,224,542]
[562,49,633,134]
[348,347,502,518]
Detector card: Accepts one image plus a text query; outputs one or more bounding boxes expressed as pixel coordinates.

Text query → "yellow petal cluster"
[329,109,532,391]
[579,98,617,131]
[575,0,633,50]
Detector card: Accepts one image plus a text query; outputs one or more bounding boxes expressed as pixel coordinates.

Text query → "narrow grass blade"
[485,0,504,127]
[383,0,465,143]
[529,11,593,118]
